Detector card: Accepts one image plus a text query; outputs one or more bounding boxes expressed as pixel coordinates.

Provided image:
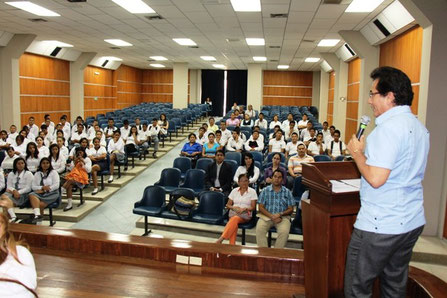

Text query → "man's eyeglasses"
[369,91,380,98]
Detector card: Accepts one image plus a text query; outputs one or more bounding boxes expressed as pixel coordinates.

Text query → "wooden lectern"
[301,161,361,298]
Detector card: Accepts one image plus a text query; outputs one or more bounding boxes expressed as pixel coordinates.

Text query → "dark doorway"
[226,70,247,112]
[201,70,224,116]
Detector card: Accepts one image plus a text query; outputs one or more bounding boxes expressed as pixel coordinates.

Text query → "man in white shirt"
[268,130,286,153]
[219,122,232,146]
[104,118,117,140]
[6,125,18,144]
[324,125,336,145]
[321,121,330,141]
[244,131,264,152]
[285,132,300,159]
[71,116,84,134]
[196,127,207,145]
[307,132,327,156]
[27,117,39,137]
[254,113,268,130]
[120,120,131,139]
[60,115,71,140]
[300,121,313,141]
[327,129,347,159]
[42,114,55,129]
[303,127,317,146]
[284,121,299,142]
[297,114,309,130]
[147,118,160,158]
[281,113,294,131]
[245,104,256,119]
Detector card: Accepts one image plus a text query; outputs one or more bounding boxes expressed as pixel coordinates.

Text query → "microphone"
[356,115,371,140]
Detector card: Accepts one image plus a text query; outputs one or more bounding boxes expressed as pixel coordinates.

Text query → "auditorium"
[0,0,446,296]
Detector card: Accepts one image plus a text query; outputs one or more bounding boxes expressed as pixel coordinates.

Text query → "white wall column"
[247,63,263,111]
[312,71,320,109]
[0,34,35,128]
[318,70,329,123]
[339,30,379,136]
[70,52,96,122]
[173,62,188,109]
[189,69,200,104]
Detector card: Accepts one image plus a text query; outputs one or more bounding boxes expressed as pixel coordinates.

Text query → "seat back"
[99,155,111,174]
[140,185,166,207]
[292,176,306,202]
[195,158,213,171]
[197,191,225,215]
[314,154,331,162]
[173,157,191,174]
[159,168,181,187]
[182,169,205,189]
[224,151,242,166]
[251,151,263,165]
[335,155,345,161]
[225,159,238,178]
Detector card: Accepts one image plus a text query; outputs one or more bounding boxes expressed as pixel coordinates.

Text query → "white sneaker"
[92,188,99,195]
[108,176,114,183]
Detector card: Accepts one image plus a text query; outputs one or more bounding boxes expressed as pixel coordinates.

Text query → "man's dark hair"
[273,169,283,178]
[330,125,335,129]
[108,118,114,122]
[334,129,341,136]
[123,119,129,125]
[216,149,225,156]
[323,121,328,125]
[317,132,323,137]
[370,66,413,106]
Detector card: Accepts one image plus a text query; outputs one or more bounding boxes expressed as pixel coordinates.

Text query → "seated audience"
[219,122,232,146]
[324,125,336,144]
[256,170,294,248]
[26,116,39,138]
[120,120,131,138]
[68,138,89,160]
[284,120,299,142]
[107,130,125,183]
[148,118,160,158]
[244,131,264,152]
[269,114,281,130]
[71,116,84,134]
[6,125,18,144]
[202,133,220,159]
[281,113,294,131]
[13,135,27,157]
[269,125,285,141]
[196,127,207,146]
[35,136,49,157]
[327,129,347,159]
[0,168,4,193]
[56,137,69,159]
[0,213,37,296]
[240,114,254,128]
[300,121,313,141]
[60,115,71,140]
[25,142,40,173]
[288,143,315,178]
[71,123,88,145]
[63,147,92,211]
[28,157,60,224]
[135,117,142,131]
[226,113,241,127]
[254,113,268,129]
[0,130,9,150]
[303,127,317,146]
[285,132,299,159]
[226,128,244,152]
[88,137,108,195]
[42,114,55,129]
[49,144,66,174]
[307,133,326,156]
[321,121,330,141]
[263,152,287,187]
[268,130,286,153]
[204,150,233,198]
[207,117,218,133]
[233,152,260,185]
[0,158,34,222]
[297,114,309,130]
[215,130,224,147]
[39,125,53,146]
[158,114,169,137]
[1,147,18,172]
[245,105,256,119]
[181,133,202,167]
[216,173,257,245]
[231,102,239,111]
[104,118,117,140]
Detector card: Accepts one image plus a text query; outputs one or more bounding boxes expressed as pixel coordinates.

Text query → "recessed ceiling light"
[246,38,265,46]
[277,65,289,69]
[43,40,73,47]
[102,56,122,61]
[230,0,261,12]
[212,64,226,69]
[201,56,216,61]
[346,0,384,13]
[150,56,168,61]
[112,0,155,14]
[5,1,60,16]
[318,39,340,47]
[173,38,197,46]
[104,39,133,47]
[305,57,320,63]
[150,64,165,68]
[253,56,267,62]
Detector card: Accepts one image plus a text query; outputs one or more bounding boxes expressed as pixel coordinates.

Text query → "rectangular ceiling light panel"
[104,39,133,46]
[6,1,60,16]
[253,56,267,61]
[112,0,155,14]
[230,0,261,12]
[150,56,168,61]
[150,64,165,68]
[201,56,216,61]
[346,0,384,12]
[246,38,265,46]
[173,38,197,46]
[318,39,340,47]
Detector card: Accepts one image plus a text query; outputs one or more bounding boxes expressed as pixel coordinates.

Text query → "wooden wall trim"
[264,85,313,89]
[19,76,70,83]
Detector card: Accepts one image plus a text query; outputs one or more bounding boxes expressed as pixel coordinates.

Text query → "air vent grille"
[269,45,281,49]
[66,0,86,2]
[145,15,164,20]
[188,46,199,48]
[28,18,47,22]
[226,38,240,42]
[110,47,121,50]
[270,13,288,18]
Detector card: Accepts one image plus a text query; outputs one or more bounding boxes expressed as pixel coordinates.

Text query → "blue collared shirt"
[355,106,429,234]
[258,185,294,214]
[181,142,202,154]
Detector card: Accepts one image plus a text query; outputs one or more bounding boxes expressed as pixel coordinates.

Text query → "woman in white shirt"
[49,143,66,174]
[216,173,257,245]
[36,136,50,157]
[68,138,89,160]
[226,129,244,152]
[28,157,60,224]
[56,137,69,159]
[0,213,37,297]
[107,130,125,183]
[0,168,4,192]
[233,152,260,185]
[88,137,108,195]
[12,135,27,158]
[1,147,18,172]
[269,114,282,130]
[25,142,40,173]
[0,157,34,222]
[158,114,169,137]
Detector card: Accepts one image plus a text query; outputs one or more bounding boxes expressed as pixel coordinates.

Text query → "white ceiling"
[0,0,393,70]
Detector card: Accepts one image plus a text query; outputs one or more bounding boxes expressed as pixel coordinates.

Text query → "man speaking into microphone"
[345,66,430,298]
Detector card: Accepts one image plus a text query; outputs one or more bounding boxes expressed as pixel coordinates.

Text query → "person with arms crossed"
[344,67,429,298]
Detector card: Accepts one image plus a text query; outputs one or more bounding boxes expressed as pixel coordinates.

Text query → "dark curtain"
[201,70,224,116]
[226,70,247,112]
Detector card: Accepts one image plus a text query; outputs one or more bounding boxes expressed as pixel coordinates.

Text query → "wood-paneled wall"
[263,71,313,106]
[116,65,142,109]
[84,66,117,118]
[141,70,173,103]
[380,25,422,115]
[19,53,70,127]
[345,58,361,143]
[327,71,335,125]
